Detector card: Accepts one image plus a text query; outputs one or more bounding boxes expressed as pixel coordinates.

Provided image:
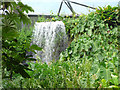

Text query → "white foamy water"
[32,21,68,63]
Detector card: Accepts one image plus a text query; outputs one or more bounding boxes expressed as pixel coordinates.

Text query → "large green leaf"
[111,74,119,85]
[30,44,42,51]
[88,29,92,36]
[100,66,111,81]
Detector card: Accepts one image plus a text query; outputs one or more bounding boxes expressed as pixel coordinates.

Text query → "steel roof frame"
[57,0,96,16]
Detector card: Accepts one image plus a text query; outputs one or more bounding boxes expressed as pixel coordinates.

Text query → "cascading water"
[32,21,68,63]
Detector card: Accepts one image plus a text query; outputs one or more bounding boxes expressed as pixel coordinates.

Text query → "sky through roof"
[21,0,119,15]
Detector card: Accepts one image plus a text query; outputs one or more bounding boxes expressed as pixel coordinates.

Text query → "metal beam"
[58,0,96,16]
[66,0,75,14]
[68,0,96,9]
[64,0,75,14]
[57,0,64,16]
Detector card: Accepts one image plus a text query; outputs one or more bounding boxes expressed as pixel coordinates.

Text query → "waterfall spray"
[32,21,68,63]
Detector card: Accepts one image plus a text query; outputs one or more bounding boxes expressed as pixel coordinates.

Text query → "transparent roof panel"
[21,0,119,15]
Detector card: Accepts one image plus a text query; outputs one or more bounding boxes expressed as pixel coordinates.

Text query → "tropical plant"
[2,0,42,79]
[59,5,119,88]
[2,4,119,88]
[96,5,119,29]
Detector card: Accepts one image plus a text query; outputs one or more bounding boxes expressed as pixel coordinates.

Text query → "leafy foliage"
[2,25,43,78]
[59,5,119,88]
[96,5,119,29]
[2,4,119,88]
[2,1,42,79]
[37,16,51,22]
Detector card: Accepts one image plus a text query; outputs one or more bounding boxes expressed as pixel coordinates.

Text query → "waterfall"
[32,21,68,63]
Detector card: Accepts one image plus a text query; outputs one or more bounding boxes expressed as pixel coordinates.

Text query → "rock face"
[32,21,68,63]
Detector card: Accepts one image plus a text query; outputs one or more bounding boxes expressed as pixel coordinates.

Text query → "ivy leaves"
[60,5,119,87]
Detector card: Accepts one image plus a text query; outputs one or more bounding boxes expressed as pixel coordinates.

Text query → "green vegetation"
[2,1,119,88]
[2,1,42,79]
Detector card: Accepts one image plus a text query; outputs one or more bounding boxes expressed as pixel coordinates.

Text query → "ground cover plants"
[2,1,120,89]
